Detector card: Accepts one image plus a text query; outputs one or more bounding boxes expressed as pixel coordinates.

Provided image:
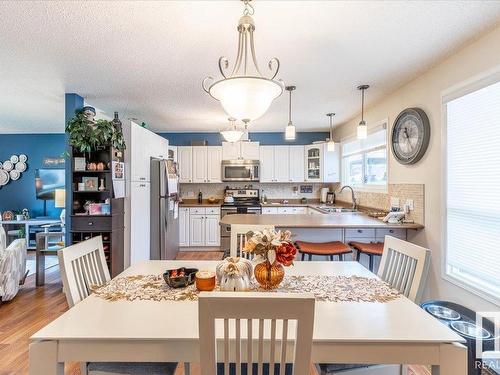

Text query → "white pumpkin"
[217,257,253,292]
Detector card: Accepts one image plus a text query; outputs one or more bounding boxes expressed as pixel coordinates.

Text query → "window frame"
[441,66,500,306]
[341,119,389,193]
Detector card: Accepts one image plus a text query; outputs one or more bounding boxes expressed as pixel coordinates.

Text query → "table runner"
[91,275,401,303]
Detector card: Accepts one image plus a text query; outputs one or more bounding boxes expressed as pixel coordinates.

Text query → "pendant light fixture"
[203,0,284,122]
[220,118,244,143]
[326,113,336,152]
[285,85,296,141]
[357,84,369,139]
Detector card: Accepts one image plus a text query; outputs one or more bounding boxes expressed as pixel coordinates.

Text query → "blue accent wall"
[0,134,66,218]
[160,132,329,146]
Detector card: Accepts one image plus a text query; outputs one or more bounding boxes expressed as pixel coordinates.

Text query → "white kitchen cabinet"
[222,142,240,160]
[179,207,190,247]
[289,146,305,182]
[178,146,192,183]
[260,146,275,182]
[168,146,177,162]
[192,146,208,183]
[277,206,308,215]
[129,124,151,182]
[130,181,150,264]
[205,215,221,246]
[241,141,260,160]
[207,146,222,183]
[274,146,290,182]
[262,207,278,214]
[189,214,205,247]
[305,143,340,182]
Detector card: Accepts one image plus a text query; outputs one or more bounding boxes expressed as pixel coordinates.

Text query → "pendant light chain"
[288,88,292,123]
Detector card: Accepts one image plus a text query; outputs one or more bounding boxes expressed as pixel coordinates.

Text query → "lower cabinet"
[179,207,220,247]
[262,206,308,214]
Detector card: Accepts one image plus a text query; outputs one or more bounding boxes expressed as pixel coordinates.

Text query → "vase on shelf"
[99,179,105,191]
[254,260,284,290]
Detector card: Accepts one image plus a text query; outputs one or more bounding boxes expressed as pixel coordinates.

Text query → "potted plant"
[243,229,296,289]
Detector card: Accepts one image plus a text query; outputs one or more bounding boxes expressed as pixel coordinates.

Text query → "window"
[444,77,500,304]
[342,123,387,190]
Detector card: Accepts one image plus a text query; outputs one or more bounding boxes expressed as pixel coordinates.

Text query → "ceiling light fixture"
[326,113,336,152]
[357,84,369,140]
[203,0,284,122]
[220,117,244,143]
[285,85,296,141]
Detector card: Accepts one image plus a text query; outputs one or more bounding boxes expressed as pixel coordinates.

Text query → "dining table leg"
[431,343,467,375]
[29,340,64,375]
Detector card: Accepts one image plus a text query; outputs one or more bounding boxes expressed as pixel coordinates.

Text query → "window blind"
[445,80,500,300]
[342,127,387,157]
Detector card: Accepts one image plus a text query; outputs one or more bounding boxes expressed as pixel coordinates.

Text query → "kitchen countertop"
[220,213,424,229]
[179,199,222,207]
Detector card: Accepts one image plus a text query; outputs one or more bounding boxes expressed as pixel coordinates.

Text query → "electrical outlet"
[390,197,400,208]
[406,199,414,211]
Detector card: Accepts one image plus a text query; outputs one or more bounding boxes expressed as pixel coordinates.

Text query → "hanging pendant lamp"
[203,0,284,122]
[326,113,336,152]
[285,86,296,141]
[357,85,369,140]
[220,118,244,143]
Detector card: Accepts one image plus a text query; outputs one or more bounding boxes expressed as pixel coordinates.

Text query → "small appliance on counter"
[320,187,329,203]
[326,191,335,205]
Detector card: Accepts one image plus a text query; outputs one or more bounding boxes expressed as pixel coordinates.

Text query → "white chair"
[317,236,432,375]
[0,225,6,250]
[0,237,27,302]
[230,224,275,259]
[377,235,431,304]
[58,237,177,375]
[199,292,315,375]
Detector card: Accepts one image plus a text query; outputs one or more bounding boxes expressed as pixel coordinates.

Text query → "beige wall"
[335,26,500,311]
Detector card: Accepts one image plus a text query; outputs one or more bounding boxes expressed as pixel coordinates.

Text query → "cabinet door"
[305,145,322,182]
[262,207,278,214]
[130,125,150,182]
[289,146,305,182]
[205,215,220,246]
[274,146,290,182]
[192,146,208,183]
[277,207,292,214]
[323,143,340,182]
[179,208,190,247]
[207,146,222,183]
[222,142,241,160]
[178,146,192,183]
[189,214,205,246]
[259,146,275,182]
[241,141,260,160]
[130,182,150,264]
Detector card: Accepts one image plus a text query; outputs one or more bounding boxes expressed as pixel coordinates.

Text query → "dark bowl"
[163,267,198,288]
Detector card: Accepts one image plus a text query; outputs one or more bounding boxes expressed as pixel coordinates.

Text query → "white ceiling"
[1,1,500,134]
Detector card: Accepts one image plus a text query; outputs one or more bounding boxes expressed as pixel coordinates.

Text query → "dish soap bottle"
[198,191,203,204]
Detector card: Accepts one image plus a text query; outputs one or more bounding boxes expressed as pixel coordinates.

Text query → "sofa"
[0,226,27,301]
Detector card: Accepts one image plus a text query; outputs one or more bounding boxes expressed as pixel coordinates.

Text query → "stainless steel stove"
[220,188,261,253]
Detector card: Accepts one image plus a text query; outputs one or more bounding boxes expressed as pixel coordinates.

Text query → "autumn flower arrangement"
[243,228,297,289]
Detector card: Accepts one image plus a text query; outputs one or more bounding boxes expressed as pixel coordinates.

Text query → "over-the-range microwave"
[222,159,260,182]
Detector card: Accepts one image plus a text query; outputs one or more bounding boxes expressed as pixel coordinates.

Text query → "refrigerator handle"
[160,198,167,259]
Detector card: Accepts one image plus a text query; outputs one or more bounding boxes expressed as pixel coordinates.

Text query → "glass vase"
[254,260,284,290]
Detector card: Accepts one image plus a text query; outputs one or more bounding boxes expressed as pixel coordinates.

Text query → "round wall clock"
[391,107,430,165]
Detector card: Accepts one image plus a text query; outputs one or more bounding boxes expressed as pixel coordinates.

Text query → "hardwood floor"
[0,251,425,375]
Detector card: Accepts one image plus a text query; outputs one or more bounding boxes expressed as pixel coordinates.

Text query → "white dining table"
[29,260,466,375]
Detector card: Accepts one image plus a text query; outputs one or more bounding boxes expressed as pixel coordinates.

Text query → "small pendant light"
[285,85,296,141]
[357,84,369,139]
[220,117,244,143]
[326,113,336,152]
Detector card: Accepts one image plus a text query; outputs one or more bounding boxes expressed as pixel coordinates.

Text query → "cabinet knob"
[357,229,362,233]
[88,222,93,226]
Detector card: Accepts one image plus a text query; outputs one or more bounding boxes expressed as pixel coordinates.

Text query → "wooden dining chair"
[230,224,275,259]
[58,237,178,375]
[317,236,432,375]
[199,292,315,375]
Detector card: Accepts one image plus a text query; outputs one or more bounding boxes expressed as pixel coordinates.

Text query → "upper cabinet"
[273,146,290,182]
[305,143,340,182]
[207,146,222,183]
[178,146,192,183]
[289,146,305,182]
[178,146,222,184]
[192,146,208,183]
[260,145,306,183]
[222,141,260,160]
[260,146,275,182]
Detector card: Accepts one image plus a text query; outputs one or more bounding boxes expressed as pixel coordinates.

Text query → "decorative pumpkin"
[218,263,251,292]
[216,257,253,282]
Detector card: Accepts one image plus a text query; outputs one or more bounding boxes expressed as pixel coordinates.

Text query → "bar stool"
[349,241,384,272]
[295,241,352,261]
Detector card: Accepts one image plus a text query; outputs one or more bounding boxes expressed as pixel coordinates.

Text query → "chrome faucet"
[338,185,357,210]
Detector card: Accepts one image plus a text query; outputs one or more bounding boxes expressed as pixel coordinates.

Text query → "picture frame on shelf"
[82,177,98,191]
[74,157,86,171]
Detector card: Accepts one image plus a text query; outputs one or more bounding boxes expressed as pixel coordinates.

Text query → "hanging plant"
[66,110,126,153]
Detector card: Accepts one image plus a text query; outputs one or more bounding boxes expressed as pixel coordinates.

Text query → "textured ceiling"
[1,1,500,133]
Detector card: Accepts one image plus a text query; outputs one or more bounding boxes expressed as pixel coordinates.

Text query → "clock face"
[391,108,430,165]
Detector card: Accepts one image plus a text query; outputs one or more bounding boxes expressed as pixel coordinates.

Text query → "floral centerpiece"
[243,228,297,289]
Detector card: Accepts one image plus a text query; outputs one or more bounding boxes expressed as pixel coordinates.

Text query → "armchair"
[0,237,27,302]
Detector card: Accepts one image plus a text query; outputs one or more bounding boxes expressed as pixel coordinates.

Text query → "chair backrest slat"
[199,292,315,375]
[377,236,431,303]
[58,236,110,307]
[230,225,275,258]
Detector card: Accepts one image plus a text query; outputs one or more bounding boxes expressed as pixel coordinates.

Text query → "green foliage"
[66,110,126,153]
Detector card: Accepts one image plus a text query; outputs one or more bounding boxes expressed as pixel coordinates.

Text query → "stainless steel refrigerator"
[150,158,179,260]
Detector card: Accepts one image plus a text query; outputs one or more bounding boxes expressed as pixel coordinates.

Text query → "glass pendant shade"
[220,118,244,143]
[209,77,283,121]
[326,112,336,152]
[357,120,368,139]
[285,122,296,140]
[327,140,335,152]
